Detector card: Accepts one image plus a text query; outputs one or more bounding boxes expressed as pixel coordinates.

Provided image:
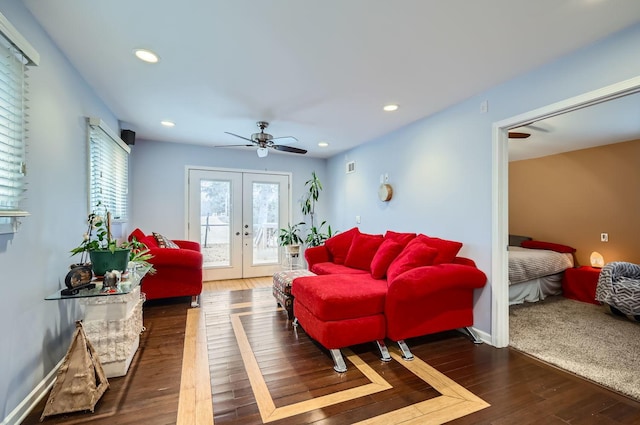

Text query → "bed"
[508,235,575,305]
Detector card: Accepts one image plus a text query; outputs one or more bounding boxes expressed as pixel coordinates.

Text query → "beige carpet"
[509,295,640,400]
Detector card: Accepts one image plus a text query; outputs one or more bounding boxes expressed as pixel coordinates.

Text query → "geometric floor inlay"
[225,299,490,424]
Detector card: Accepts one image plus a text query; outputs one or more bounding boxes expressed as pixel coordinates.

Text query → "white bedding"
[508,246,574,285]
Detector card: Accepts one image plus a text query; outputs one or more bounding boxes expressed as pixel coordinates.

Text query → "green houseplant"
[301,171,334,247]
[278,222,304,255]
[71,202,153,276]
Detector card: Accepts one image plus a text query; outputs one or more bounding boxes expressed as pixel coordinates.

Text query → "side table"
[45,268,147,378]
[562,266,602,305]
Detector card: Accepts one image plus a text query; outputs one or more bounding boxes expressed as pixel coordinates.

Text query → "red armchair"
[129,229,203,307]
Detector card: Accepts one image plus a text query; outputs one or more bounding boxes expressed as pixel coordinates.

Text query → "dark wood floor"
[24,279,640,424]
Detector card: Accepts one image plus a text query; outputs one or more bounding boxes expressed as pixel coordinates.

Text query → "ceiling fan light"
[134,48,159,63]
[257,147,269,158]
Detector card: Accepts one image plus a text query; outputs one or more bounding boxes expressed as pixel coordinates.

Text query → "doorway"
[491,76,640,347]
[187,168,291,281]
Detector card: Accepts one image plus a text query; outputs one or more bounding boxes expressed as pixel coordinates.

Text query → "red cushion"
[129,228,146,242]
[324,227,360,265]
[310,262,369,275]
[292,274,387,321]
[370,239,404,279]
[141,235,159,249]
[521,240,576,253]
[384,231,416,247]
[415,234,463,264]
[344,233,384,271]
[387,241,438,282]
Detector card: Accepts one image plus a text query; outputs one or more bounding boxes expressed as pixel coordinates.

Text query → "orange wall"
[509,139,640,266]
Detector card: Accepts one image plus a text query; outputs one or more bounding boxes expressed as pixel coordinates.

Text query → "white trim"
[491,75,640,348]
[0,359,63,425]
[88,117,131,154]
[0,11,39,66]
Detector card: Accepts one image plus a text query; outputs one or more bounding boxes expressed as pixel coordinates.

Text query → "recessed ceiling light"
[383,104,399,112]
[160,120,175,127]
[318,141,329,147]
[134,48,159,63]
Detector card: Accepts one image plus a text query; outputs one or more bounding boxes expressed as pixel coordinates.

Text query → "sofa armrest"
[387,264,487,301]
[304,245,330,268]
[174,240,201,252]
[148,247,203,268]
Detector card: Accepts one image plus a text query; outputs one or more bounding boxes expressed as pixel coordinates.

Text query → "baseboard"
[472,327,493,346]
[1,359,62,425]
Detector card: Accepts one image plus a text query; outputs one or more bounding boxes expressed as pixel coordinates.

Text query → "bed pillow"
[415,234,463,264]
[324,227,360,264]
[344,233,384,271]
[521,240,576,253]
[370,239,405,279]
[387,241,438,283]
[509,234,532,247]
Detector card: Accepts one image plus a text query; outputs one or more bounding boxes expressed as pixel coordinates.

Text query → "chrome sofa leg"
[190,295,200,308]
[376,340,391,362]
[397,340,414,361]
[459,327,483,344]
[330,349,348,373]
[292,317,299,327]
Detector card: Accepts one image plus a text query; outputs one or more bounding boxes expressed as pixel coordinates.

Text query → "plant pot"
[89,249,131,277]
[284,244,300,256]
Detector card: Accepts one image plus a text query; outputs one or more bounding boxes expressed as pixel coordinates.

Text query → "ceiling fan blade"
[271,136,298,144]
[508,132,531,139]
[224,131,254,143]
[273,145,307,154]
[214,144,254,148]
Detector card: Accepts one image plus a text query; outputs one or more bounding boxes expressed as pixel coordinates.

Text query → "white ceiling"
[22,0,640,159]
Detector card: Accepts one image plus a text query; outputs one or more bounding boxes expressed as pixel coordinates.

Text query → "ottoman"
[272,269,316,319]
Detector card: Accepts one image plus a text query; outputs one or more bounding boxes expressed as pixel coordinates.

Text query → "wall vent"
[346,161,356,174]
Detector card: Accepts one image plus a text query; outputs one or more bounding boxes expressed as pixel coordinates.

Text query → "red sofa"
[129,228,203,307]
[291,228,487,372]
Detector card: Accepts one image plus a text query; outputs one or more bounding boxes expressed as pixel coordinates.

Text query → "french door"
[187,168,290,280]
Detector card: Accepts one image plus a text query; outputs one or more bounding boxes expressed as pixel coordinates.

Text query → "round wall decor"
[378,183,393,202]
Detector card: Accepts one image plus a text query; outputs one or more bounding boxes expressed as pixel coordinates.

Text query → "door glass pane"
[200,179,231,267]
[252,181,279,265]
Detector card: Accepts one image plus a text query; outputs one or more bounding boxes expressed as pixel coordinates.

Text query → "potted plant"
[278,222,304,255]
[301,171,335,247]
[71,202,152,276]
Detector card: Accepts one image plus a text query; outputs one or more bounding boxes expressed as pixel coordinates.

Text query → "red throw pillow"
[521,240,576,253]
[384,231,416,247]
[387,241,438,282]
[129,228,146,243]
[370,239,404,279]
[344,233,384,271]
[324,227,360,265]
[415,234,463,264]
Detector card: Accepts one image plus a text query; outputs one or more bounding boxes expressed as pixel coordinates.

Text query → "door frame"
[491,75,640,348]
[184,165,293,278]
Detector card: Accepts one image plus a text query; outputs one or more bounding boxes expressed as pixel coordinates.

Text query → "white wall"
[326,22,640,334]
[0,1,119,420]
[129,139,328,240]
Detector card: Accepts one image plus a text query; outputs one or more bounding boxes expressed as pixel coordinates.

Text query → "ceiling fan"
[508,131,531,139]
[222,121,307,157]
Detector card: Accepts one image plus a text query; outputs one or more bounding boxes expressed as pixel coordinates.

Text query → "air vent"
[346,161,356,174]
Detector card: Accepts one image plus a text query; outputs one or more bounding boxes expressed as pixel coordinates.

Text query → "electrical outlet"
[480,100,488,113]
[355,215,361,224]
[600,233,608,242]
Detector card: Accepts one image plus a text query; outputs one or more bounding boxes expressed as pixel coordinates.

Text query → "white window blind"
[0,12,38,233]
[88,118,131,220]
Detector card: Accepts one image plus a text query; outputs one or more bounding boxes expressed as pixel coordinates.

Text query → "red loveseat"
[129,228,203,307]
[291,228,487,372]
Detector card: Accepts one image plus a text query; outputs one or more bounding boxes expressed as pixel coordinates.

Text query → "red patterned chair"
[128,228,203,307]
[291,228,487,372]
